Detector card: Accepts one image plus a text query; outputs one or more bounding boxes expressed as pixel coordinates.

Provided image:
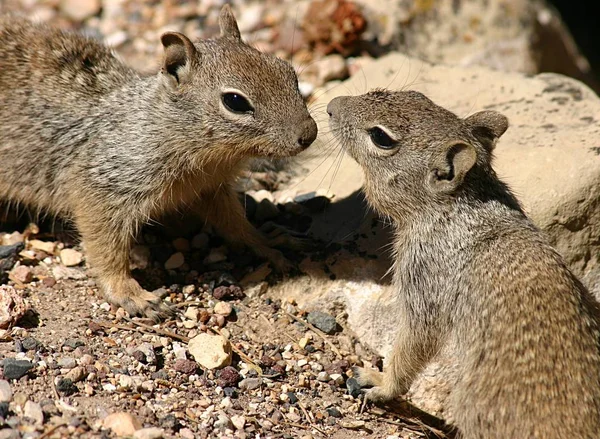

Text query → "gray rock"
[345,378,361,398]
[0,380,12,403]
[57,357,77,369]
[307,311,338,334]
[0,429,19,439]
[238,377,262,391]
[23,400,44,425]
[2,359,33,380]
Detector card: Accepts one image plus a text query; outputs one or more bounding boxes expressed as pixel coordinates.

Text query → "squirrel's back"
[0,17,135,99]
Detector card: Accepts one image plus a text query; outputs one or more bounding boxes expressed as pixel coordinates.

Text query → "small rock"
[59,248,83,267]
[191,233,209,250]
[134,343,156,365]
[164,252,185,270]
[213,302,233,316]
[179,428,194,439]
[203,247,227,264]
[27,240,56,254]
[346,377,361,398]
[52,266,85,280]
[0,380,12,402]
[307,311,338,334]
[327,407,342,418]
[287,392,299,404]
[231,414,246,430]
[0,402,9,419]
[217,366,240,387]
[57,357,77,369]
[42,277,56,287]
[133,427,164,439]
[188,334,232,369]
[56,378,77,396]
[103,412,142,437]
[2,358,33,380]
[0,286,27,330]
[173,359,198,375]
[172,238,190,252]
[130,245,151,270]
[214,414,233,431]
[62,338,85,350]
[183,307,199,321]
[9,265,32,284]
[317,371,330,382]
[255,199,280,223]
[60,0,101,21]
[0,429,19,439]
[65,366,86,383]
[212,285,244,301]
[20,337,41,352]
[160,414,180,432]
[23,400,44,425]
[238,377,262,391]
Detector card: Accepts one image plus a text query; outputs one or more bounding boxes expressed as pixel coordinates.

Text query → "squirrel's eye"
[368,127,397,149]
[222,92,254,114]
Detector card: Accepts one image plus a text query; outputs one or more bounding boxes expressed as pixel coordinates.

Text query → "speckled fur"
[328,90,600,438]
[0,6,317,319]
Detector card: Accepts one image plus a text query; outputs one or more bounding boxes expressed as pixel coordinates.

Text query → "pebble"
[20,337,41,352]
[327,407,342,418]
[214,414,233,431]
[191,233,209,250]
[0,381,12,402]
[133,427,164,439]
[238,377,262,391]
[23,400,44,425]
[0,429,19,439]
[9,265,32,284]
[59,248,83,266]
[56,378,77,396]
[134,343,156,365]
[346,377,362,398]
[58,357,77,369]
[52,266,85,280]
[103,412,142,437]
[2,359,33,380]
[179,428,194,439]
[62,338,84,350]
[231,414,246,430]
[316,54,348,84]
[173,359,197,375]
[217,366,240,387]
[203,247,227,264]
[65,366,86,383]
[172,238,190,252]
[254,199,280,223]
[164,252,185,270]
[0,402,9,419]
[316,371,330,382]
[307,311,338,334]
[28,240,56,254]
[183,307,199,321]
[213,301,233,316]
[188,334,231,369]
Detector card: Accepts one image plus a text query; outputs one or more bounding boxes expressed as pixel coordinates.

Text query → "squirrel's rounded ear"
[219,4,241,41]
[160,32,198,86]
[465,110,508,152]
[428,141,477,194]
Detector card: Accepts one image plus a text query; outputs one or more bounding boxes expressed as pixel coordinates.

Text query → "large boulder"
[272,52,600,417]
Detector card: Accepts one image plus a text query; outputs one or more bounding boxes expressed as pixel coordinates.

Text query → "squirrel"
[327,89,600,438]
[0,5,317,320]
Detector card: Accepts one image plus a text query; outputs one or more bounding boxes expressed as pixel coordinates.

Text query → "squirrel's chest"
[154,164,241,213]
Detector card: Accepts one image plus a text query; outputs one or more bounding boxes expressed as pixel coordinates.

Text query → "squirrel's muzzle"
[297,118,318,149]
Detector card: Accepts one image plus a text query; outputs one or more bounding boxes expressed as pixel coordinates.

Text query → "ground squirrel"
[327,90,600,438]
[0,6,317,319]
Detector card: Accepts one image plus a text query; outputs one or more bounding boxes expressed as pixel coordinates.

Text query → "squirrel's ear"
[219,4,241,41]
[427,141,477,194]
[160,32,198,86]
[465,110,508,153]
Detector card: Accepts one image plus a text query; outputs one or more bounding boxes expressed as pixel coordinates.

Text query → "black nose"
[297,118,318,148]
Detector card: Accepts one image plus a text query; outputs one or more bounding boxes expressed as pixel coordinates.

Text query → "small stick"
[285,311,342,357]
[123,317,190,342]
[39,422,67,439]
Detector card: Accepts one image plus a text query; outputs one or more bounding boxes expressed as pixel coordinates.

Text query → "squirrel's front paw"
[103,278,176,322]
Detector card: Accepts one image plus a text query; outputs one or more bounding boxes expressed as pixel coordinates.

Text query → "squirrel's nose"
[326,97,343,117]
[297,118,318,149]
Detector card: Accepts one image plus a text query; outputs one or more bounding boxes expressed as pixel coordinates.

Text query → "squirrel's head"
[327,89,508,217]
[157,5,317,160]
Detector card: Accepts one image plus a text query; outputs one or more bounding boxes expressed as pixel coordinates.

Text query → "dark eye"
[368,127,397,149]
[222,92,254,114]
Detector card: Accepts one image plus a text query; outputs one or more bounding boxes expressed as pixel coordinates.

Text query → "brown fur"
[0,6,317,319]
[327,90,600,438]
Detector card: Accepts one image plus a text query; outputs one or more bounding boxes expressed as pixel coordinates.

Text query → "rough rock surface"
[274,52,600,416]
